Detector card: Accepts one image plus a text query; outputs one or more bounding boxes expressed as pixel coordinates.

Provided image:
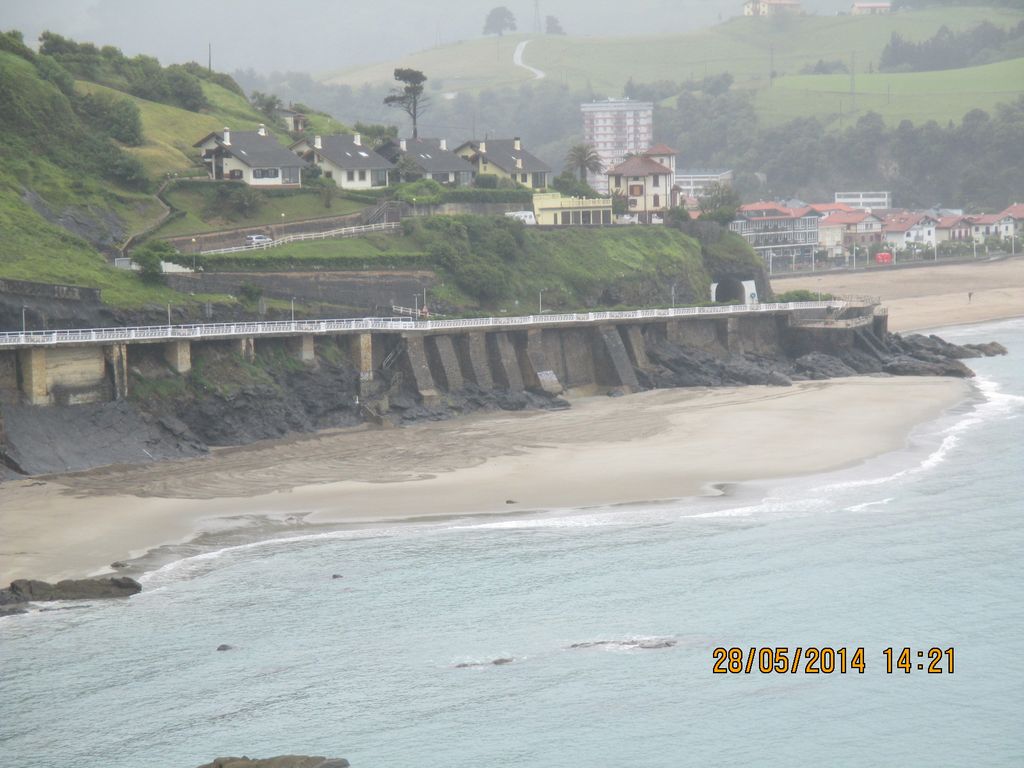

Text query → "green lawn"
[194,233,425,270]
[755,56,1024,127]
[154,185,367,238]
[323,6,1023,95]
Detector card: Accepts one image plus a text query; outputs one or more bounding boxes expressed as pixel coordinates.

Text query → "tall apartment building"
[581,98,654,194]
[834,191,892,210]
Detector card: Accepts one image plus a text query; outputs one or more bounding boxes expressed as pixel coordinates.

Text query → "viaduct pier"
[0,300,886,410]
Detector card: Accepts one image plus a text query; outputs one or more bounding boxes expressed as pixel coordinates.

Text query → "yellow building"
[453,138,552,188]
[532,192,613,226]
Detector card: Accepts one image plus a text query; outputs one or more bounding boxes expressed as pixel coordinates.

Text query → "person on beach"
[968,292,973,303]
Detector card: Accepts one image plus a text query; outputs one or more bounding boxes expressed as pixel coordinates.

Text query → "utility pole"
[850,51,856,113]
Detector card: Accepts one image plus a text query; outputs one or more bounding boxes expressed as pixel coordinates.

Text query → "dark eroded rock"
[1,577,141,603]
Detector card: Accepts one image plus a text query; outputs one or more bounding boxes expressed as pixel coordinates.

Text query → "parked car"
[875,251,893,264]
[245,234,274,246]
[504,211,537,225]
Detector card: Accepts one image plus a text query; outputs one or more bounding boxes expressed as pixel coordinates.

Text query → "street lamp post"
[291,297,295,322]
[538,288,547,315]
[22,306,26,333]
[191,237,197,271]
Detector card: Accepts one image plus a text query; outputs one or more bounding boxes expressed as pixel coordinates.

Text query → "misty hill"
[321,5,1023,95]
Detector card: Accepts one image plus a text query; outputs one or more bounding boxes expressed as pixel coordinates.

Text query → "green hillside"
[323,6,1023,94]
[755,56,1024,127]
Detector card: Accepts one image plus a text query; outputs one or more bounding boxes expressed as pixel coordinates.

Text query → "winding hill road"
[513,40,546,80]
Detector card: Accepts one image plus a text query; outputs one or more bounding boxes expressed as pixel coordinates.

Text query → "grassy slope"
[0,52,226,307]
[756,56,1024,126]
[155,186,366,238]
[76,80,281,178]
[191,223,744,311]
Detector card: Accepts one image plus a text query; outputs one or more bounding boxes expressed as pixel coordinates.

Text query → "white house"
[818,210,883,258]
[851,2,891,14]
[376,138,474,186]
[607,149,675,223]
[291,133,393,189]
[967,213,1015,243]
[743,0,802,16]
[194,125,304,187]
[882,212,938,249]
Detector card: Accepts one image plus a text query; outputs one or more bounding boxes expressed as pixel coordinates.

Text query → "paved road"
[513,40,545,80]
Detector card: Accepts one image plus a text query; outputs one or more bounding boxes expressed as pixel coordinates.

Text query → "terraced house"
[194,125,304,187]
[729,202,819,271]
[290,133,393,189]
[377,138,473,186]
[454,138,552,189]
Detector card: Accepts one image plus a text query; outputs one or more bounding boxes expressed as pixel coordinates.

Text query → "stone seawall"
[0,311,1003,478]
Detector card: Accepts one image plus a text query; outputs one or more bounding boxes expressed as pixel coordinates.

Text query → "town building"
[834,190,892,210]
[674,169,733,200]
[376,138,474,186]
[997,203,1024,238]
[194,125,304,187]
[966,213,1015,243]
[935,215,971,243]
[279,107,308,133]
[882,212,939,249]
[290,133,393,189]
[607,148,675,223]
[851,2,891,14]
[817,210,883,261]
[454,138,552,188]
[532,192,613,226]
[729,202,820,271]
[581,98,654,194]
[743,0,802,16]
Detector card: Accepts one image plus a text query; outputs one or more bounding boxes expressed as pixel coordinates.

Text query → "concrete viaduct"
[0,301,882,408]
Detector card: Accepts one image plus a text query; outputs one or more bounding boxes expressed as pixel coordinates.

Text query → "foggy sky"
[4,0,849,76]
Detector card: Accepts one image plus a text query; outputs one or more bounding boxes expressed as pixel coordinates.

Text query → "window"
[653,175,660,187]
[521,173,528,183]
[347,171,355,181]
[653,194,660,208]
[253,168,279,179]
[614,175,622,187]
[628,198,637,208]
[229,169,243,180]
[325,171,333,179]
[358,170,366,181]
[628,184,643,197]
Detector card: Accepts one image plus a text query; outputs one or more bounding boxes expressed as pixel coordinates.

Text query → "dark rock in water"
[963,341,1008,357]
[195,757,349,768]
[505,499,517,504]
[110,561,129,569]
[569,637,677,651]
[638,639,677,650]
[0,604,29,616]
[0,577,141,603]
[331,574,344,579]
[882,354,974,378]
[795,353,857,380]
[455,657,515,668]
[492,657,514,665]
[216,644,233,651]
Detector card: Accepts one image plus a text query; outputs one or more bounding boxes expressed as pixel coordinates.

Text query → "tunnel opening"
[712,277,747,303]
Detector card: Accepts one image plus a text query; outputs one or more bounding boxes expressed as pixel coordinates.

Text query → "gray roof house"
[194,125,305,187]
[454,138,552,189]
[291,133,394,189]
[376,138,474,186]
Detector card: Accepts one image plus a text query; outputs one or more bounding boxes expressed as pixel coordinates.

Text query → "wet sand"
[774,256,1024,331]
[0,377,969,583]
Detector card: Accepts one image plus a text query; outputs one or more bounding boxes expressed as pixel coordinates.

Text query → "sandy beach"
[0,377,969,583]
[774,256,1024,331]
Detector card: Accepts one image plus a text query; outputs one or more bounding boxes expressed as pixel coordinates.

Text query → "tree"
[132,241,178,282]
[250,90,283,120]
[697,182,741,226]
[545,16,565,35]
[564,144,604,182]
[353,122,398,148]
[483,7,517,36]
[383,68,429,139]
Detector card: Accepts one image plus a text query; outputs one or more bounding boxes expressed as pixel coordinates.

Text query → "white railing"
[0,301,846,348]
[199,222,400,255]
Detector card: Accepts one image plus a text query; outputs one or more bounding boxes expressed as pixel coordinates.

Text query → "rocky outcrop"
[0,577,141,605]
[195,757,350,768]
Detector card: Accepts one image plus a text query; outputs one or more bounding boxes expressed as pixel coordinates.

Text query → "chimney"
[479,140,486,153]
[439,138,447,151]
[314,135,322,150]
[257,123,267,137]
[513,136,521,151]
[516,157,523,170]
[222,127,231,146]
[400,139,407,152]
[353,133,361,146]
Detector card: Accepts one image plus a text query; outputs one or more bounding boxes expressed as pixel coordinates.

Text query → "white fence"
[0,301,845,348]
[200,222,401,256]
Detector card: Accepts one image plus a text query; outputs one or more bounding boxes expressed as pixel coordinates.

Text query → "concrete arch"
[712,277,746,303]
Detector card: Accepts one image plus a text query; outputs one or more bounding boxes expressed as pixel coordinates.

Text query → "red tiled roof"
[808,203,855,214]
[967,213,1004,225]
[643,144,678,157]
[998,203,1024,220]
[883,212,936,232]
[937,215,966,229]
[739,201,790,215]
[608,156,674,177]
[820,211,872,226]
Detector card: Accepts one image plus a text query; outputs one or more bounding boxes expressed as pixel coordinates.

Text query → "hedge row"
[182,252,430,272]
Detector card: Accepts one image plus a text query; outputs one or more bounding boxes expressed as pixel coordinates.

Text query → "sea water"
[2,319,1023,768]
